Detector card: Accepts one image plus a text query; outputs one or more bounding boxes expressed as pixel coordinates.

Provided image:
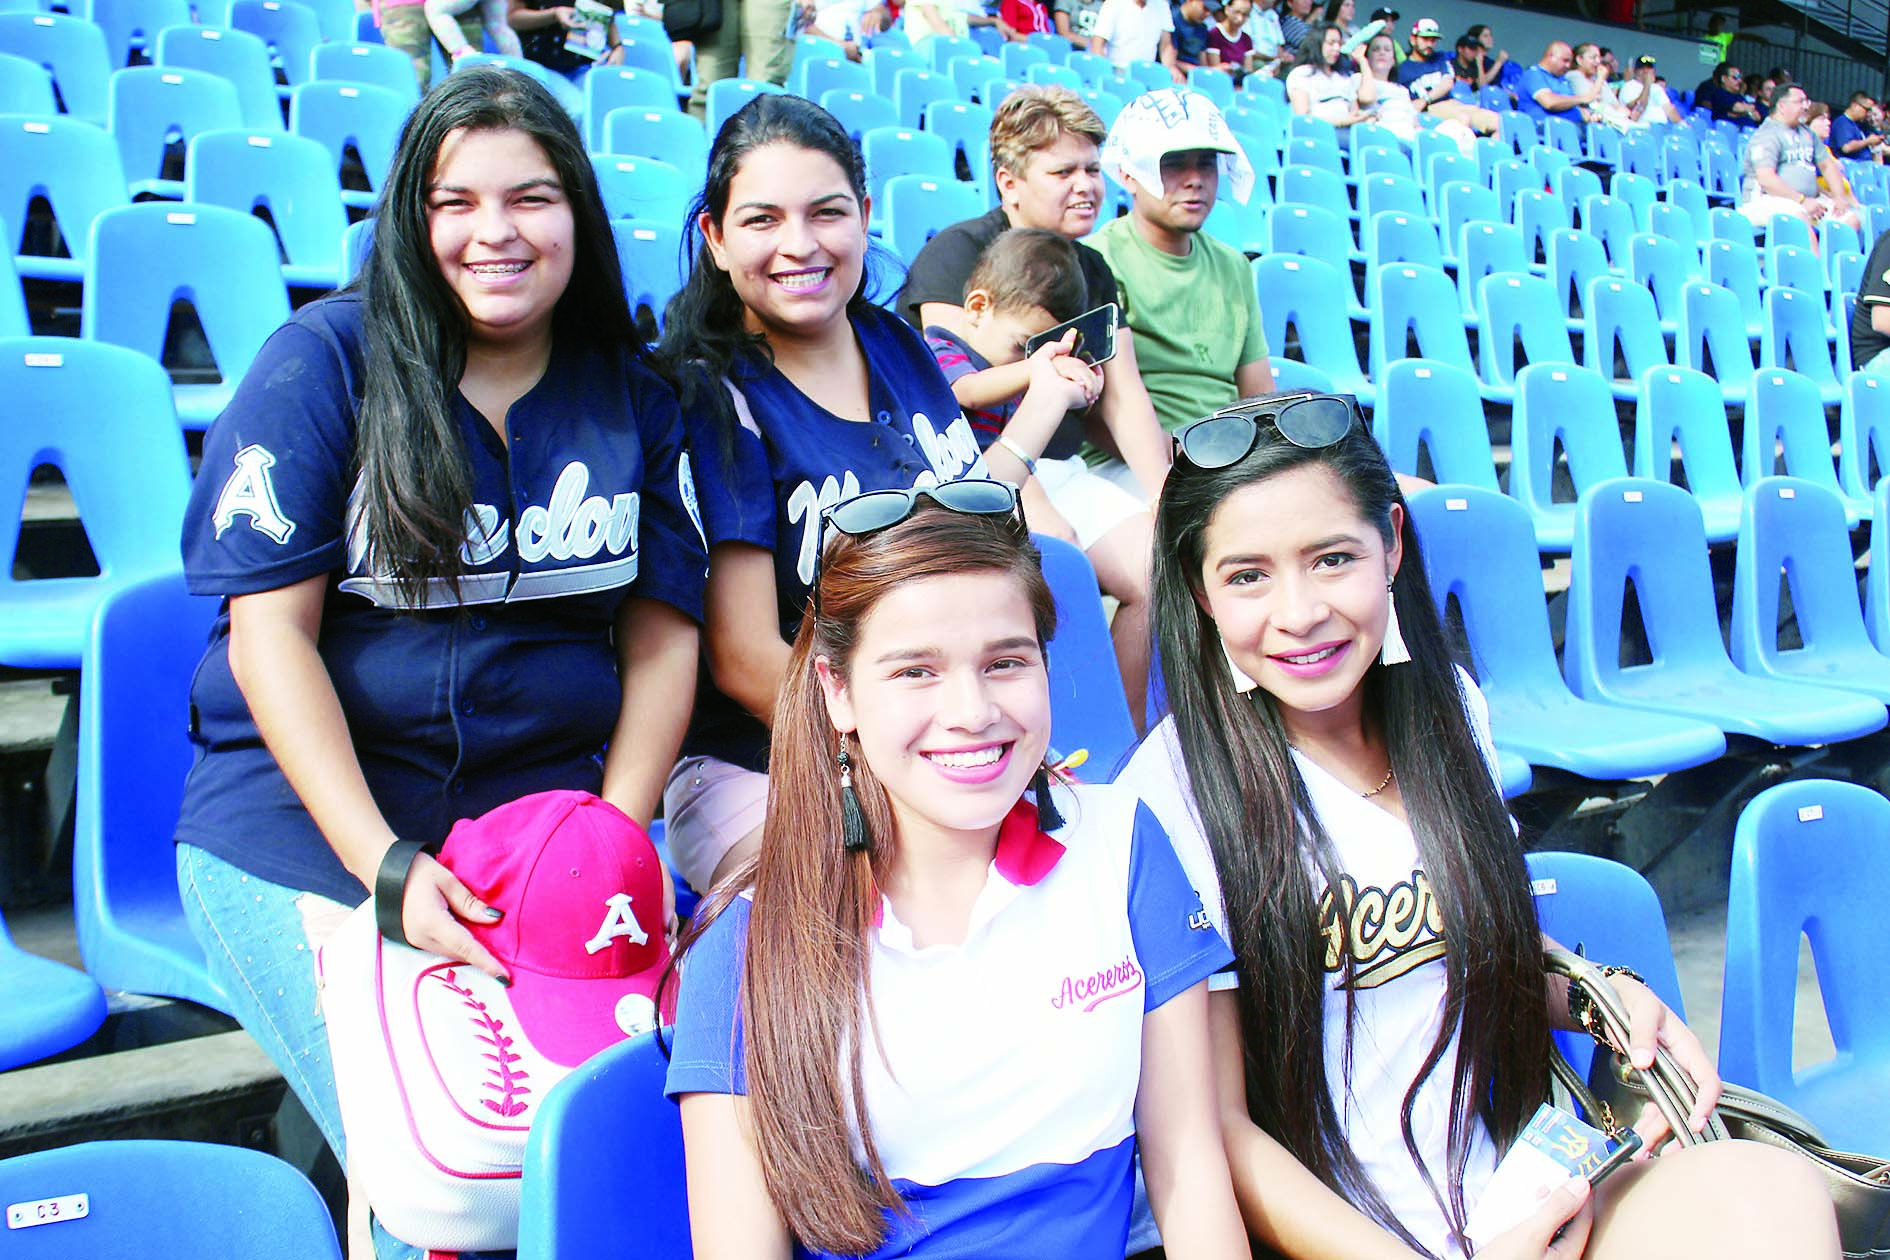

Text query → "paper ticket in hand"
[1465,1103,1615,1245]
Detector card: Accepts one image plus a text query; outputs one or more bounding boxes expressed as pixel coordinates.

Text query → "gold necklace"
[1361,766,1395,798]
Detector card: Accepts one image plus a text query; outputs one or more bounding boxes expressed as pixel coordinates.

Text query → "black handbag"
[663,0,723,43]
[1546,945,1890,1260]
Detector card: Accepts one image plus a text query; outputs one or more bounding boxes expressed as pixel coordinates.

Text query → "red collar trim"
[992,798,1066,886]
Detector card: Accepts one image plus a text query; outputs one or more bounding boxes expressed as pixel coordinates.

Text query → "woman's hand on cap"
[402,852,512,985]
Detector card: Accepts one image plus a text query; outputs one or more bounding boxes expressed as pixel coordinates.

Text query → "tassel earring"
[1380,581,1412,666]
[1032,762,1065,832]
[838,739,871,853]
[1219,636,1259,693]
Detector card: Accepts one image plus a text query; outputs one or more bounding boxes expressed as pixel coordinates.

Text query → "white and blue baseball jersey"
[681,304,988,772]
[665,783,1232,1259]
[175,292,709,904]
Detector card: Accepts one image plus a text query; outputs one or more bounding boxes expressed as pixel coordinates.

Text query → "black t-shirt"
[1850,228,1890,370]
[519,0,588,72]
[896,205,1120,460]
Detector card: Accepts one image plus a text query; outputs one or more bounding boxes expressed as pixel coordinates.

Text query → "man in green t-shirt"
[1088,88,1274,491]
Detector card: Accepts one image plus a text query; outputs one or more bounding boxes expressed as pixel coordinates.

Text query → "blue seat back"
[90,0,191,67]
[1509,362,1628,517]
[1513,187,1568,266]
[1274,162,1349,222]
[860,123,951,201]
[1440,180,1499,260]
[1583,275,1668,383]
[1253,252,1364,384]
[1375,359,1498,490]
[1000,40,1046,77]
[891,65,953,128]
[109,64,246,186]
[820,87,898,141]
[1371,262,1472,378]
[1632,365,1742,498]
[1364,209,1441,283]
[946,52,999,102]
[1549,162,1601,221]
[706,76,782,136]
[1645,198,1701,254]
[1627,231,1690,325]
[1456,220,1526,317]
[1841,372,1890,500]
[0,114,128,265]
[1353,143,1413,182]
[865,44,913,98]
[923,97,993,181]
[585,67,683,150]
[229,0,320,89]
[0,11,111,123]
[925,33,978,72]
[1541,113,1583,159]
[1490,156,1534,215]
[1765,212,1815,254]
[155,25,283,133]
[1745,368,1843,492]
[79,202,291,395]
[1577,191,1632,265]
[1355,171,1424,224]
[590,153,689,223]
[1722,779,1890,1147]
[1422,151,1474,216]
[74,568,226,1009]
[1873,479,1890,652]
[185,127,345,269]
[1035,533,1136,773]
[1768,242,1825,296]
[1822,218,1862,261]
[1677,280,1755,393]
[1731,477,1884,677]
[612,217,685,328]
[0,1140,339,1257]
[0,45,53,112]
[1703,236,1762,330]
[601,106,707,187]
[1543,227,1604,322]
[880,173,981,265]
[307,40,418,102]
[288,80,405,195]
[790,53,869,102]
[1477,271,1575,388]
[1265,200,1351,264]
[1610,170,1655,228]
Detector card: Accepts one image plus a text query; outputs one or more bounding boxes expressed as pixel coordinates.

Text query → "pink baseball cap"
[439,790,674,1068]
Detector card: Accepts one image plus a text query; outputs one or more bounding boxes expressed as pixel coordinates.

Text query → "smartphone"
[1022,302,1119,367]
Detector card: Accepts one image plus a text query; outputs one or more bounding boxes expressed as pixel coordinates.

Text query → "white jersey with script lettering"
[665,782,1231,1259]
[1116,669,1507,1260]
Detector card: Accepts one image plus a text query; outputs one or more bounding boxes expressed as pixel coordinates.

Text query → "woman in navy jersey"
[173,68,705,1257]
[657,95,1038,897]
[1115,392,1839,1259]
[665,488,1245,1258]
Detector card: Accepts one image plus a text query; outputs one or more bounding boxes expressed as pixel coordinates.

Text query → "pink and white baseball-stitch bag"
[321,790,675,1253]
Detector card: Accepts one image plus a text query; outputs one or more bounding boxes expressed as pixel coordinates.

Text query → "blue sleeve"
[1517,67,1547,99]
[1126,801,1234,1012]
[676,372,778,554]
[664,897,751,1098]
[626,362,709,623]
[181,312,357,597]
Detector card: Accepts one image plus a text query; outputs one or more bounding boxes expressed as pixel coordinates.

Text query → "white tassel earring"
[1220,637,1259,693]
[1380,581,1412,666]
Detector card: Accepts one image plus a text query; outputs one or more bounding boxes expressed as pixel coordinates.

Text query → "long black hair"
[354,66,638,603]
[1149,404,1550,1256]
[1298,20,1345,71]
[654,93,894,429]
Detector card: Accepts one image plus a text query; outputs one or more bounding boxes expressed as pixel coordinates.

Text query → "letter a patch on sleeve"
[213,444,297,544]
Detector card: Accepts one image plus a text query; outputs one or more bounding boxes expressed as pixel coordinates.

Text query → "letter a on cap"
[584,893,649,954]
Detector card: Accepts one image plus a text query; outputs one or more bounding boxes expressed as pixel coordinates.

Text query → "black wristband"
[374,839,433,947]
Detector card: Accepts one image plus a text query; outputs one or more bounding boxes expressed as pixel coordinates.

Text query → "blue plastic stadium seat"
[1512,188,1568,272]
[80,203,292,430]
[1610,170,1655,228]
[860,123,951,203]
[1731,478,1890,701]
[1476,272,1576,406]
[1362,209,1441,289]
[1760,286,1841,406]
[307,40,418,103]
[1036,534,1136,778]
[1703,237,1764,340]
[1354,171,1424,224]
[1872,479,1890,653]
[1583,276,1668,403]
[0,45,53,112]
[706,76,781,137]
[613,217,685,330]
[590,153,689,224]
[1266,204,1364,319]
[787,52,868,102]
[1526,851,1688,1083]
[1745,368,1864,525]
[585,66,681,150]
[185,128,347,288]
[601,106,707,189]
[155,25,285,134]
[1370,262,1473,381]
[1543,226,1606,334]
[1841,373,1890,504]
[924,98,992,192]
[289,80,406,212]
[109,64,245,199]
[891,65,953,129]
[1439,180,1498,265]
[74,570,228,1010]
[1455,220,1525,330]
[1253,253,1373,407]
[1563,478,1887,745]
[880,173,981,267]
[613,31,685,99]
[1352,144,1413,184]
[229,0,320,95]
[945,53,1000,103]
[1764,211,1814,255]
[0,116,129,286]
[1577,192,1632,268]
[339,212,370,284]
[0,12,111,124]
[1373,359,1497,490]
[0,337,191,669]
[1632,365,1744,542]
[517,1031,687,1260]
[820,87,898,142]
[1410,486,1723,782]
[1677,279,1756,407]
[0,906,107,1071]
[1721,780,1890,1156]
[90,0,191,68]
[1768,242,1826,299]
[1000,41,1046,78]
[1507,362,1628,552]
[1275,163,1354,236]
[1627,231,1690,336]
[1647,199,1703,262]
[0,1140,340,1257]
[865,44,913,99]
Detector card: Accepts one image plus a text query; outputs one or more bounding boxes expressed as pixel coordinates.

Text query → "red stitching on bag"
[435,968,532,1118]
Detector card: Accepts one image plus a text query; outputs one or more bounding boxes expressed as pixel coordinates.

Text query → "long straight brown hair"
[676,503,1058,1254]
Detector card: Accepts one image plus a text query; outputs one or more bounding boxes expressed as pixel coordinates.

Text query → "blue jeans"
[176,843,429,1260]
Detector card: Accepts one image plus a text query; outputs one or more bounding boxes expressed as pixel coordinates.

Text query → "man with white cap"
[1394,16,1447,87]
[1086,88,1274,491]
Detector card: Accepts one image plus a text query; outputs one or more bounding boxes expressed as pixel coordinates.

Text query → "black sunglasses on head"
[811,479,1026,611]
[1172,392,1364,471]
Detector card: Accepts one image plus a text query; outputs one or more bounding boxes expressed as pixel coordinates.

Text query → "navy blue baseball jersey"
[174,292,709,905]
[666,786,1233,1259]
[682,304,988,772]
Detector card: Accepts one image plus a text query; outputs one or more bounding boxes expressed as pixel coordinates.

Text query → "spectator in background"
[1467,23,1520,92]
[1053,0,1104,46]
[1321,0,1355,40]
[1286,21,1379,128]
[1204,0,1259,78]
[1365,6,1401,59]
[1171,0,1217,69]
[1091,0,1184,80]
[1567,41,1630,129]
[1697,61,1761,126]
[1394,16,1447,87]
[1516,40,1594,132]
[1618,54,1682,126]
[687,0,795,117]
[802,0,893,59]
[426,0,521,64]
[1705,11,1735,62]
[1849,224,1890,373]
[1740,84,1861,233]
[1831,92,1886,162]
[1091,88,1273,470]
[509,0,626,80]
[1401,31,1498,138]
[379,0,483,89]
[1278,0,1314,52]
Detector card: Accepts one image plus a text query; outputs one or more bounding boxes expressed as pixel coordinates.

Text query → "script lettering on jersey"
[786,411,985,585]
[584,893,650,954]
[1317,869,1447,989]
[212,444,297,544]
[516,462,639,562]
[1050,953,1144,1013]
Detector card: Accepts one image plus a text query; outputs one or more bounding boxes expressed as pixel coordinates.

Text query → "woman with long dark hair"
[173,67,705,1256]
[665,488,1245,1258]
[655,95,1029,898]
[1286,20,1378,127]
[1116,391,1840,1259]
